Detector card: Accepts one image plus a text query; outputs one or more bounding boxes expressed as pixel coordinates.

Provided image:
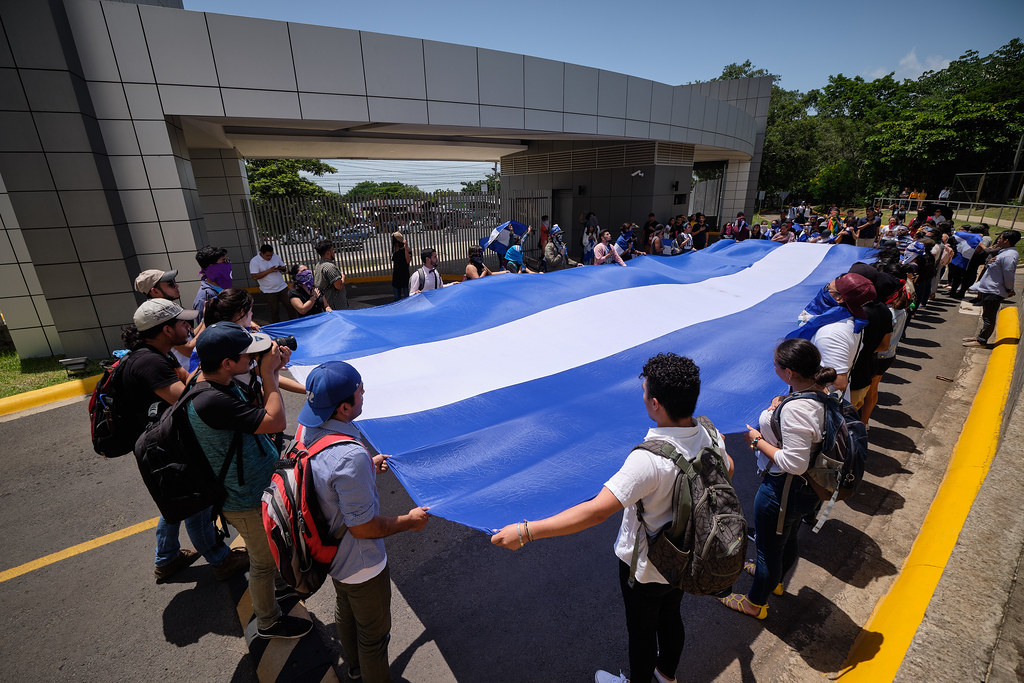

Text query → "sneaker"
[653,669,676,683]
[256,615,313,640]
[275,584,299,602]
[347,666,361,680]
[595,670,629,683]
[213,547,250,581]
[154,548,200,583]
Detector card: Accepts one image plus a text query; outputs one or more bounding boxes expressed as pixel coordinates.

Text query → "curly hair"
[639,353,700,421]
[195,245,227,269]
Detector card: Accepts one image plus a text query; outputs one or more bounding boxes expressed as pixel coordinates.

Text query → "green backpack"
[630,417,747,595]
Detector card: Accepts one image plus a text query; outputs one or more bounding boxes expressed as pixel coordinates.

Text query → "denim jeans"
[748,473,820,605]
[154,507,230,567]
[392,287,408,302]
[618,560,684,683]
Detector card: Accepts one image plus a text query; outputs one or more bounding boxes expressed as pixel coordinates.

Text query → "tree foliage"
[245,159,337,201]
[728,38,1024,206]
[461,171,500,194]
[341,180,425,200]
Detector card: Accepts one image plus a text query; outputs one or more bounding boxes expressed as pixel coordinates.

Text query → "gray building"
[0,0,769,360]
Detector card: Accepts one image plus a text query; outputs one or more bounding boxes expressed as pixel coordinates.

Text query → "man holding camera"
[190,321,312,639]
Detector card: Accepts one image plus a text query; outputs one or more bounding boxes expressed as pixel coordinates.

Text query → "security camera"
[631,170,644,178]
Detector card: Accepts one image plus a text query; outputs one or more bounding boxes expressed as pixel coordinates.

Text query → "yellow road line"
[839,306,1019,680]
[0,374,102,417]
[0,516,159,584]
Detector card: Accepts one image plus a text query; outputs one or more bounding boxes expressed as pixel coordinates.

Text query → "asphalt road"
[0,288,989,682]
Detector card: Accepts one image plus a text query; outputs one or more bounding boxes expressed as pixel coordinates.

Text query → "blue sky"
[185,0,1022,190]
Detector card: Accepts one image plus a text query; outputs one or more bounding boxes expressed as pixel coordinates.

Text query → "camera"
[273,335,297,351]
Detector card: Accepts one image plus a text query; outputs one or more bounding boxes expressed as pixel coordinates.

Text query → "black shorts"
[873,356,896,377]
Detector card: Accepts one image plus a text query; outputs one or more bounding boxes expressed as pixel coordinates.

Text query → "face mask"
[296,270,315,289]
[204,262,233,289]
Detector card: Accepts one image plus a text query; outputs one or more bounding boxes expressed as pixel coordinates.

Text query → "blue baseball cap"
[298,361,363,427]
[195,321,271,364]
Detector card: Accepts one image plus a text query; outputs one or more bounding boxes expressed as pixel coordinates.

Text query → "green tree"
[460,171,500,194]
[342,180,424,200]
[244,158,337,201]
[710,60,772,81]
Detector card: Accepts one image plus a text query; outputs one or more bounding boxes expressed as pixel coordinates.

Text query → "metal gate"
[250,190,552,277]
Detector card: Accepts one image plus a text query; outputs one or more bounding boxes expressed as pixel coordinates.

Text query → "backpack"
[629,417,747,595]
[89,355,136,458]
[769,390,868,533]
[134,381,243,525]
[262,433,359,597]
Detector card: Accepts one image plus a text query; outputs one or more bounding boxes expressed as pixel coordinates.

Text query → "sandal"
[717,593,768,620]
[742,561,784,595]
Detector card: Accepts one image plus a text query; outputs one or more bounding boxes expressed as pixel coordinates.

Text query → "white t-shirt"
[756,398,824,475]
[605,424,727,584]
[811,318,862,399]
[249,253,287,293]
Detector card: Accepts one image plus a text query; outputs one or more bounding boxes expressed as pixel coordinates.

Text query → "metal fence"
[873,197,1023,232]
[250,191,549,279]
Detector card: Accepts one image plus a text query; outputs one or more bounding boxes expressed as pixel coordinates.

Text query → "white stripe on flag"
[291,243,833,420]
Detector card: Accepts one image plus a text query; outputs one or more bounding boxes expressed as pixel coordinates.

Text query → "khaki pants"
[334,565,392,682]
[223,508,281,630]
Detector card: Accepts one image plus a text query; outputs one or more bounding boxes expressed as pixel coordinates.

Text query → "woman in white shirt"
[717,338,832,619]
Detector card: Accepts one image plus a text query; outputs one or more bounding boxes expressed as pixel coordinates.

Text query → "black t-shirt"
[189,380,266,433]
[858,216,881,239]
[392,249,411,288]
[118,346,181,437]
[850,302,894,389]
[288,285,325,316]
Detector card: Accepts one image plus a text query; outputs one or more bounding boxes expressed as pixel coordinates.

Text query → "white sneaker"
[654,668,676,683]
[595,670,629,683]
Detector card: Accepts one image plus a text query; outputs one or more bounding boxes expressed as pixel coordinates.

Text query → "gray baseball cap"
[133,299,198,332]
[134,269,178,294]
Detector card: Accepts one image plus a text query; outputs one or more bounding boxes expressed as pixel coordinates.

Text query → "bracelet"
[524,520,534,542]
[516,522,524,548]
[750,436,761,450]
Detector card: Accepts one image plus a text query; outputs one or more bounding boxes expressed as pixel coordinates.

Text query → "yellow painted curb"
[839,306,1019,681]
[0,374,103,418]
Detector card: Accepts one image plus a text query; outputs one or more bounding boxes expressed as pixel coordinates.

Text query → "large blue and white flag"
[266,241,871,532]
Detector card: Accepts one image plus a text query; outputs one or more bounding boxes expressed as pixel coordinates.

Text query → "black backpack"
[770,391,868,532]
[629,417,747,595]
[134,381,243,525]
[88,355,135,458]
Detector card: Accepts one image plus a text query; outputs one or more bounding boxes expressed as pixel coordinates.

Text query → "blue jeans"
[154,507,230,567]
[748,473,820,605]
[392,287,408,302]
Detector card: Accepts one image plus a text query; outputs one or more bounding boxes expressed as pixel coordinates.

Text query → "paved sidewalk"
[897,305,1024,682]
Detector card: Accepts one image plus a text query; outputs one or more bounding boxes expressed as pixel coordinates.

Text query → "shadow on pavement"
[846,479,905,515]
[867,426,919,454]
[870,406,923,429]
[162,575,246,646]
[801,521,898,589]
[896,346,932,360]
[762,586,862,674]
[889,358,922,372]
[862,446,912,478]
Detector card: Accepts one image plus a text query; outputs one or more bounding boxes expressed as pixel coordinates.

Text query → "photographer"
[190,322,311,640]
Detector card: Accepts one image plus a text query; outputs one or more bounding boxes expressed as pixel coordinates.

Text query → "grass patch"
[0,349,103,399]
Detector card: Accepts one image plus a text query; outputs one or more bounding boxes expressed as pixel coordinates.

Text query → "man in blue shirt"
[964,230,1020,347]
[302,362,430,682]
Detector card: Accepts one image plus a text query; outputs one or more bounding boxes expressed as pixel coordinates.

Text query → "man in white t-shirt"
[491,353,733,683]
[249,244,290,323]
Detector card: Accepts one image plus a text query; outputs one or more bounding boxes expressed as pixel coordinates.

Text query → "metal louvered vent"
[503,142,693,175]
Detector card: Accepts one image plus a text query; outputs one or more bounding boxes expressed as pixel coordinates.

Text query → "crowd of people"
[107,197,1020,682]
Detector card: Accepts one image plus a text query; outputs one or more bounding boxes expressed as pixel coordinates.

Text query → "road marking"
[840,306,1019,680]
[0,516,159,584]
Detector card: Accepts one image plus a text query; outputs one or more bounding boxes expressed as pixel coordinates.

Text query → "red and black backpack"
[261,432,360,598]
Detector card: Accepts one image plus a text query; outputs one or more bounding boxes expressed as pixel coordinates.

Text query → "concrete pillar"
[0,0,139,359]
[190,147,259,292]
